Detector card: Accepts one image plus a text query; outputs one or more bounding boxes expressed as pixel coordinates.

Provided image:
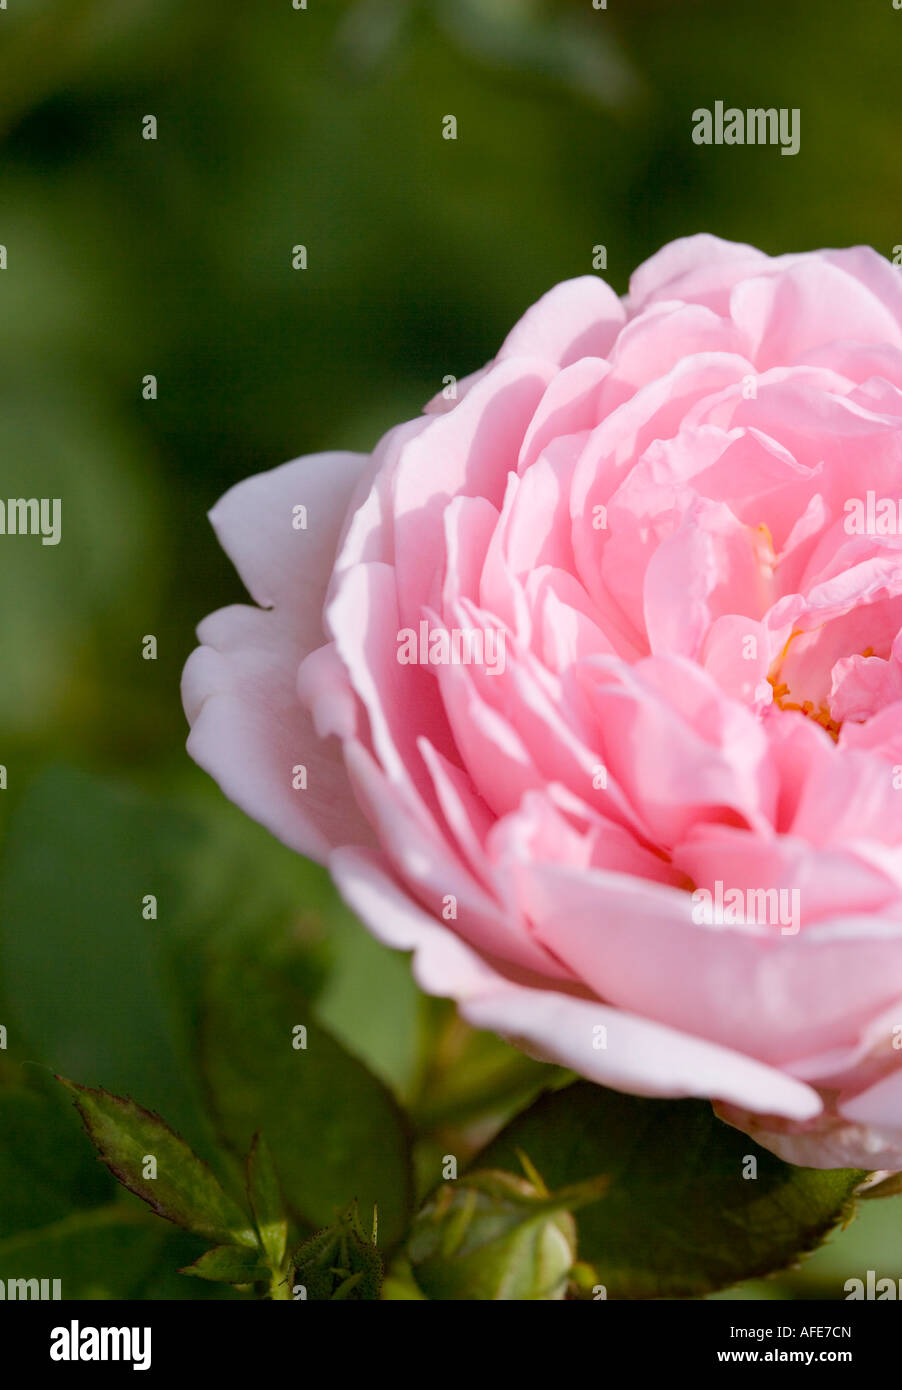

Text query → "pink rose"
[183,234,902,1171]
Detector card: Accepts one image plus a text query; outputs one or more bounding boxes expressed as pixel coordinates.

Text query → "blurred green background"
[1,0,901,1298]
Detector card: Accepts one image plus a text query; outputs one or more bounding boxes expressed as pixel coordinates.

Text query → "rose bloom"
[183,235,902,1170]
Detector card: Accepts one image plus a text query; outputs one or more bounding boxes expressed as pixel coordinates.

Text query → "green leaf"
[181,1244,269,1285]
[59,1078,258,1249]
[0,769,209,1143]
[0,1070,236,1300]
[737,1183,902,1300]
[247,1133,288,1270]
[201,960,413,1248]
[473,1082,866,1298]
[0,771,336,1161]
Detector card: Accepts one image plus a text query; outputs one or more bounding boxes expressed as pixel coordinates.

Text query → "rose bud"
[407,1165,607,1300]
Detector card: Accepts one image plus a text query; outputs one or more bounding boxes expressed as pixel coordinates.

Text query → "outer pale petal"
[183,452,376,861]
[206,452,365,609]
[524,860,902,1066]
[331,847,821,1119]
[497,276,626,368]
[731,260,902,370]
[627,234,771,315]
[716,1101,902,1171]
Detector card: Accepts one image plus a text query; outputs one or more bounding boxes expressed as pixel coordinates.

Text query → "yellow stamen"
[767,673,842,741]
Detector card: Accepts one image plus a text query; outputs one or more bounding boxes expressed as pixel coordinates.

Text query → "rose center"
[767,673,843,741]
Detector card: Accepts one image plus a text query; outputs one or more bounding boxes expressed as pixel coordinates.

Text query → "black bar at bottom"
[0,1297,894,1375]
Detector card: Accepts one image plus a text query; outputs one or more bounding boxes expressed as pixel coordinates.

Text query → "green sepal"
[246,1133,288,1269]
[291,1202,383,1300]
